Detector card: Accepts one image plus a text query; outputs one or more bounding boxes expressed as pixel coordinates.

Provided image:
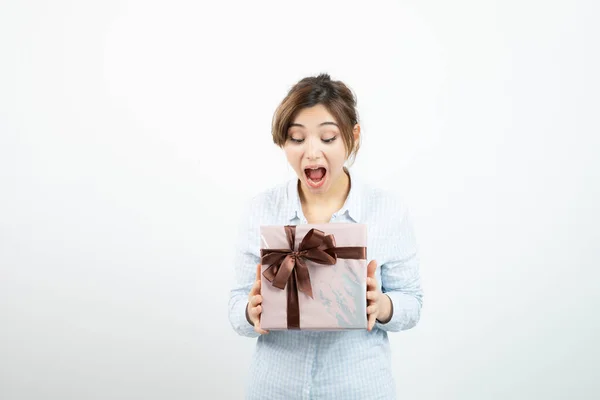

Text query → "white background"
[1,0,599,399]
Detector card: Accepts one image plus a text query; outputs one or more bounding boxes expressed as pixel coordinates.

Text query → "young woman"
[228,73,423,399]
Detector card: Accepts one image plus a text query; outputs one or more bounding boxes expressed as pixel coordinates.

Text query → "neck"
[299,167,351,209]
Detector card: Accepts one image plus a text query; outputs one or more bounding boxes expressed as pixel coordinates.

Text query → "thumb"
[256,263,262,281]
[367,260,377,278]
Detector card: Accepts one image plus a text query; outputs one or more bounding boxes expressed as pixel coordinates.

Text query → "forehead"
[291,104,337,126]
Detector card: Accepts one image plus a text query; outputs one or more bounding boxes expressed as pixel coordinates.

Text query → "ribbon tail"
[286,270,300,329]
[272,255,296,290]
[295,258,313,299]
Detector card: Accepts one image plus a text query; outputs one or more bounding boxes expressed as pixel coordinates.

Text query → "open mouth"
[304,166,327,187]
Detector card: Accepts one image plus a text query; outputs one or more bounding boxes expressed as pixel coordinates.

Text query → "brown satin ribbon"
[260,225,366,329]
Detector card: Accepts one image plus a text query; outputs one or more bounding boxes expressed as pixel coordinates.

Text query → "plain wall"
[1,0,598,399]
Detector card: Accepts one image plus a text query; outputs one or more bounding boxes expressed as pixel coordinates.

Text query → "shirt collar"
[286,166,362,223]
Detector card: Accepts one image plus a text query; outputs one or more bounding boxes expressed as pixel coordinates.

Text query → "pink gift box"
[259,223,368,331]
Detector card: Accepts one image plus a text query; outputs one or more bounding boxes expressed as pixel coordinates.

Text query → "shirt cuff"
[245,302,254,326]
[230,297,260,338]
[374,291,422,332]
[376,294,394,324]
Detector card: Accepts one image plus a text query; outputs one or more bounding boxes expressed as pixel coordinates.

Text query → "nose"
[305,136,323,160]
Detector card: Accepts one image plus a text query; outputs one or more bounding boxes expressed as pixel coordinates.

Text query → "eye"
[290,138,304,143]
[323,136,337,144]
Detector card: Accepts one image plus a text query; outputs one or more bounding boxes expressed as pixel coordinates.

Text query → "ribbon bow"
[261,226,337,299]
[260,225,366,329]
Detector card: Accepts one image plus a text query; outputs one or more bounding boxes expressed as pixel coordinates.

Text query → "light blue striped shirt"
[228,168,423,399]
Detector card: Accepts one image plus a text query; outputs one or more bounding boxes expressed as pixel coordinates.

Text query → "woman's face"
[283,104,355,196]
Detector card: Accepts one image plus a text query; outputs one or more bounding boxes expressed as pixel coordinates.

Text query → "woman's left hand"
[366,260,393,331]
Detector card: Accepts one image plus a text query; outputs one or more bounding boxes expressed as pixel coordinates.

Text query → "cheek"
[284,147,302,163]
[329,142,347,162]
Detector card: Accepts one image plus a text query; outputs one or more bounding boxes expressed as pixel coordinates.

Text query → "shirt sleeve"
[375,206,424,332]
[228,197,261,338]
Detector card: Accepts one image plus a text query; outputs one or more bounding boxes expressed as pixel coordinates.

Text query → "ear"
[353,123,361,144]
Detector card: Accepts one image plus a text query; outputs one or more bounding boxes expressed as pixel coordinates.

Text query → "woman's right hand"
[247,263,269,335]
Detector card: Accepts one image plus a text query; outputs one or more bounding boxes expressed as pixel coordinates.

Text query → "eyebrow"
[289,122,339,128]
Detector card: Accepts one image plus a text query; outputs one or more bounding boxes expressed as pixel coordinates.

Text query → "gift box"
[259,223,368,330]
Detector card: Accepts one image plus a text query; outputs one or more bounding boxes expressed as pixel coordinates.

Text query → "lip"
[303,164,327,172]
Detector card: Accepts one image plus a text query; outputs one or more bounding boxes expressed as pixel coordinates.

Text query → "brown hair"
[271,73,361,165]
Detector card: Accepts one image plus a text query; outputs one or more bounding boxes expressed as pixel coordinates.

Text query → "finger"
[367,278,379,291]
[366,290,379,302]
[366,277,379,291]
[366,304,378,315]
[249,294,263,307]
[254,325,270,335]
[256,263,262,281]
[249,304,262,317]
[367,260,377,278]
[249,279,261,296]
[251,309,269,335]
[368,312,377,331]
